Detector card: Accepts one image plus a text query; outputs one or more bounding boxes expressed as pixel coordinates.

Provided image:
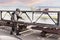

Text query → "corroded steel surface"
[32,26,60,35]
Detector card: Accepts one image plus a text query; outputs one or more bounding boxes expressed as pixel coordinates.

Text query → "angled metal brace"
[35,12,56,24]
[47,13,56,24]
[7,11,12,16]
[35,13,43,22]
[3,12,12,19]
[3,14,6,18]
[24,12,32,23]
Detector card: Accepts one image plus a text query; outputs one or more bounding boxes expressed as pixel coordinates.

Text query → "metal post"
[57,12,60,26]
[32,12,34,21]
[0,11,2,20]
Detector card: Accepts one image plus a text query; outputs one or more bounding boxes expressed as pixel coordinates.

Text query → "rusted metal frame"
[0,10,59,13]
[34,13,43,22]
[31,26,60,35]
[0,10,58,23]
[24,12,32,23]
[47,13,56,24]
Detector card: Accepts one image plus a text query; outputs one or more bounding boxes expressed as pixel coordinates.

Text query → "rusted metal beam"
[0,10,59,13]
[31,26,60,35]
[0,20,58,28]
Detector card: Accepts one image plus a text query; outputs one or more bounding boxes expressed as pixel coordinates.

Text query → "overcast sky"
[0,0,60,10]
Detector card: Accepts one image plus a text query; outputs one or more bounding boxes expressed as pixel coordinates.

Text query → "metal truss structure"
[0,10,58,25]
[0,10,60,36]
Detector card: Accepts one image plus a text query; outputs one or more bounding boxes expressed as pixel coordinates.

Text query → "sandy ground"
[0,26,60,40]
